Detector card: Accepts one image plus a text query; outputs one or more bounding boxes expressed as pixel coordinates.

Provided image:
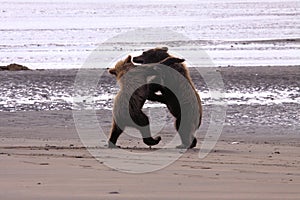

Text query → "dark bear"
[108,55,185,148]
[133,47,202,149]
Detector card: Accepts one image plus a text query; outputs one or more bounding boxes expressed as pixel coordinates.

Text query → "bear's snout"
[133,56,144,64]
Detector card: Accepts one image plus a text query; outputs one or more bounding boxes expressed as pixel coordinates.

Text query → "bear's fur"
[133,47,202,148]
[108,55,185,148]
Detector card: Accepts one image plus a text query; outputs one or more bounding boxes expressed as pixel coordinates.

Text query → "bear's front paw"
[143,136,161,146]
[148,94,166,104]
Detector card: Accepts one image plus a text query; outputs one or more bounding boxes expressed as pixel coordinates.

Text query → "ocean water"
[0,0,299,69]
[0,68,299,111]
[0,68,299,129]
[0,0,299,130]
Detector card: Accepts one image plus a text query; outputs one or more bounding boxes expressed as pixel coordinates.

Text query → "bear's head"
[108,55,135,79]
[133,47,170,64]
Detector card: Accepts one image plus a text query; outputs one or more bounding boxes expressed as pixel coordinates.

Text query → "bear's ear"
[161,47,168,52]
[108,68,117,76]
[160,57,185,66]
[124,55,132,64]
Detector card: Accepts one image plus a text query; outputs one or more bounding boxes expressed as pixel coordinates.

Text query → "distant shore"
[0,65,299,199]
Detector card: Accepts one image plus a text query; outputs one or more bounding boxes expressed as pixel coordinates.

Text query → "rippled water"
[0,0,299,68]
[0,67,299,129]
[0,68,299,112]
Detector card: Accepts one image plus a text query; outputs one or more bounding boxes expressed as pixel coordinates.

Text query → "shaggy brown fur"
[108,55,185,148]
[133,47,202,148]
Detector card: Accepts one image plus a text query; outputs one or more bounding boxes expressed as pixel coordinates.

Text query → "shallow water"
[0,68,299,112]
[0,0,299,68]
[0,67,299,131]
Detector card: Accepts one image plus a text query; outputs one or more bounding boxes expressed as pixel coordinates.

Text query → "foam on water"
[1,88,299,112]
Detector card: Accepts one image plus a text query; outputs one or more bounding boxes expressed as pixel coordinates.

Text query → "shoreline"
[1,64,300,71]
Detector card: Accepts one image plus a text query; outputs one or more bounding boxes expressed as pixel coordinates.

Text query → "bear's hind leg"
[133,111,161,147]
[175,117,197,149]
[175,137,197,149]
[108,120,123,148]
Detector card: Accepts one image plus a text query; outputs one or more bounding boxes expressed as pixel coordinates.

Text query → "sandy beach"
[0,66,299,199]
[1,136,299,200]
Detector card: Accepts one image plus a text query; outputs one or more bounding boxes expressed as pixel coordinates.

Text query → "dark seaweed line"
[0,152,93,159]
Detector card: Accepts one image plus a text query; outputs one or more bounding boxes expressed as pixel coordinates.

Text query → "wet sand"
[0,66,300,199]
[0,134,299,199]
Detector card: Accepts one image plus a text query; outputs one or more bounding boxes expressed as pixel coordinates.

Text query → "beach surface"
[1,137,299,200]
[0,66,299,199]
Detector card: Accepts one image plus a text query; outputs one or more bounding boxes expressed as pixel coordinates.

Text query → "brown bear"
[108,55,185,148]
[133,47,202,149]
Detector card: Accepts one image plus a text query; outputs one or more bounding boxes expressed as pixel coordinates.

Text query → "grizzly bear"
[133,47,202,149]
[108,55,185,148]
